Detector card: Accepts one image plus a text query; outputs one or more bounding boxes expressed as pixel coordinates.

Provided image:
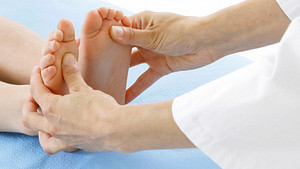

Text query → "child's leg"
[0,81,36,135]
[0,16,45,85]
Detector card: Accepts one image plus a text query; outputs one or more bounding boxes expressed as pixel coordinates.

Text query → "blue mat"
[0,1,252,168]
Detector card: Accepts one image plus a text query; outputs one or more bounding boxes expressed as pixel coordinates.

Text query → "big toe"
[57,18,75,42]
[81,10,102,37]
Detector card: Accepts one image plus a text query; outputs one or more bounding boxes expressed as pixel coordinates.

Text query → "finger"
[110,26,155,48]
[30,66,59,110]
[62,53,90,93]
[130,50,145,67]
[22,97,49,132]
[125,68,162,104]
[39,131,67,155]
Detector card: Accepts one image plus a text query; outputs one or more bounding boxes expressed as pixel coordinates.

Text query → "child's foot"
[40,19,78,95]
[78,8,132,104]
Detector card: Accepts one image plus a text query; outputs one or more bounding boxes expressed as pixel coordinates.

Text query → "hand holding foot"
[40,18,79,95]
[109,12,217,103]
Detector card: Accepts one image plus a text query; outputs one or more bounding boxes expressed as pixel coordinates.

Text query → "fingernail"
[63,53,76,66]
[112,26,124,39]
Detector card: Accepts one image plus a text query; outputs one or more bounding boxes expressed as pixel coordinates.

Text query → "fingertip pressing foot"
[40,18,78,94]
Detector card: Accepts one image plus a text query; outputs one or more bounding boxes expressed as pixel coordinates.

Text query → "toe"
[114,10,124,21]
[47,30,63,42]
[121,16,132,27]
[98,7,108,18]
[81,10,102,37]
[41,66,56,83]
[57,18,75,42]
[107,9,116,20]
[40,54,55,69]
[42,40,60,55]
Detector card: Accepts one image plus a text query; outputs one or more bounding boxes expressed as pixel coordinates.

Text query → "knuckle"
[48,125,58,135]
[43,105,51,116]
[128,28,136,42]
[148,31,161,50]
[43,104,55,119]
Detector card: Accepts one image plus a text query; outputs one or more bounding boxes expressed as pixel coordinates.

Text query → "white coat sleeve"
[277,0,300,20]
[172,17,300,169]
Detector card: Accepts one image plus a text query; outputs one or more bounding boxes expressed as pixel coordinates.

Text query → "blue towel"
[0,0,252,168]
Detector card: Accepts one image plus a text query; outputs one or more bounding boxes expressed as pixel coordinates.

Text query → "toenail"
[46,54,53,61]
[50,41,59,50]
[50,41,55,47]
[112,26,124,38]
[46,54,51,60]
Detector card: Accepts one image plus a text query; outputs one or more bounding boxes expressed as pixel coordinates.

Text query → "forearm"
[198,0,290,59]
[120,100,195,152]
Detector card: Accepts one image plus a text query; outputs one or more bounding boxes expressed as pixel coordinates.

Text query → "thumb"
[110,26,154,49]
[62,53,89,93]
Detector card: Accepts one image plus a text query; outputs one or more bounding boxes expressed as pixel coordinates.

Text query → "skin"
[110,0,290,103]
[40,8,132,104]
[24,0,291,154]
[23,54,195,154]
[0,8,131,133]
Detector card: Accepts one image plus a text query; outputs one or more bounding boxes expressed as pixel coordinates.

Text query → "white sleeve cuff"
[277,0,300,21]
[172,17,300,169]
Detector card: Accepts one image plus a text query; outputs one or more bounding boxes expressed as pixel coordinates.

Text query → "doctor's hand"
[110,11,219,103]
[22,54,130,154]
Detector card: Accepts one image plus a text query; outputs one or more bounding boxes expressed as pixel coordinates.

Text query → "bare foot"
[79,8,132,104]
[40,19,78,95]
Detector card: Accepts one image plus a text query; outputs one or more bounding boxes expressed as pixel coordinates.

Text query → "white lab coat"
[172,0,300,168]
